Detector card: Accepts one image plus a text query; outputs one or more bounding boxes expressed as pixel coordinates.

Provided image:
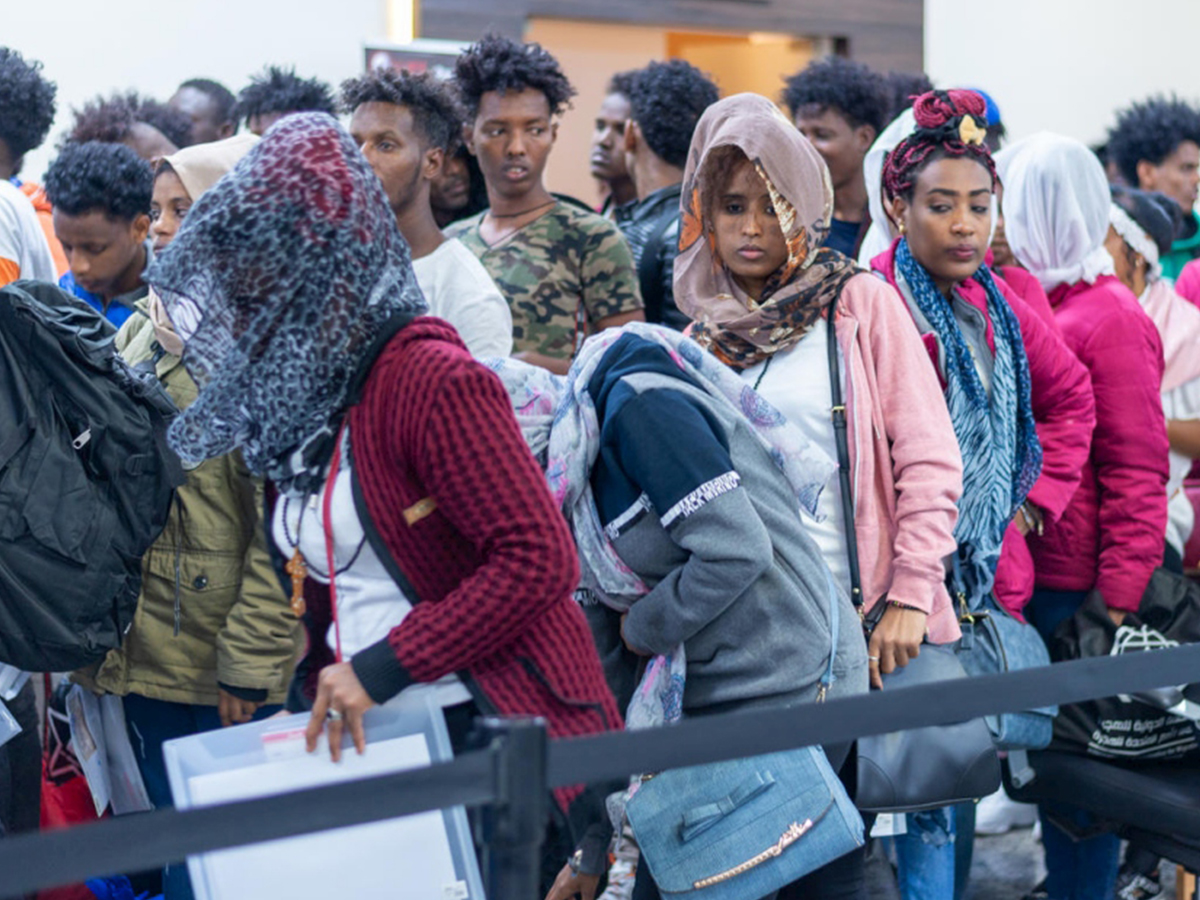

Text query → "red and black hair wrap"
[881,90,998,201]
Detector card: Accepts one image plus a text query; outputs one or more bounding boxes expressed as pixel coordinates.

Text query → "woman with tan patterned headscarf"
[677,92,963,702]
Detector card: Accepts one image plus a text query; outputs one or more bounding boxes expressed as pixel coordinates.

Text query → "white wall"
[6,0,386,181]
[925,0,1200,148]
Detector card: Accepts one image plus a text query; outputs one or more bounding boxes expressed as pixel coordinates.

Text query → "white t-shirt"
[272,442,471,708]
[739,318,850,593]
[412,238,513,359]
[0,181,55,284]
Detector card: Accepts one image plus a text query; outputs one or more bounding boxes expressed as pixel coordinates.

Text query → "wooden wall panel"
[421,0,924,72]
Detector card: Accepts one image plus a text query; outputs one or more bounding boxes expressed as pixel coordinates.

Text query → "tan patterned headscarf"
[676,93,861,370]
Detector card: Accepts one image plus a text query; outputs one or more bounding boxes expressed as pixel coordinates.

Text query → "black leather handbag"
[823,288,1000,814]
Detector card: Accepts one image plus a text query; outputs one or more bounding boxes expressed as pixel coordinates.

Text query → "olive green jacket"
[85,309,301,706]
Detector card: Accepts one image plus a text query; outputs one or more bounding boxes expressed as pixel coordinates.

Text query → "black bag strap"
[636,211,676,324]
[826,286,864,616]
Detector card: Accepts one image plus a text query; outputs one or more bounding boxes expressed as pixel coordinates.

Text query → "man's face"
[590,92,631,184]
[431,152,471,214]
[169,87,233,145]
[350,102,435,217]
[1139,140,1200,213]
[53,209,149,299]
[794,104,874,193]
[468,88,556,202]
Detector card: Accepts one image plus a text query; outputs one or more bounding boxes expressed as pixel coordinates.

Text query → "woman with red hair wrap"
[870,90,1095,900]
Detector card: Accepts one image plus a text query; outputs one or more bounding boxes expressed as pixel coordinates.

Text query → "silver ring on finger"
[327,708,343,722]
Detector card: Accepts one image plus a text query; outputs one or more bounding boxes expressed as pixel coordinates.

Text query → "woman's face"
[150,168,194,253]
[711,157,789,302]
[891,156,993,296]
[1104,225,1148,297]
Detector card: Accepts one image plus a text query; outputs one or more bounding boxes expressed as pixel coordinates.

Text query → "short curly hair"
[454,33,576,120]
[628,60,719,169]
[339,68,462,152]
[885,71,934,121]
[782,56,890,135]
[44,141,153,221]
[65,92,193,149]
[606,70,637,99]
[0,47,57,163]
[1108,95,1200,187]
[234,66,336,126]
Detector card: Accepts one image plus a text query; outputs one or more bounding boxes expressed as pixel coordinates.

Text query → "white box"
[164,690,485,900]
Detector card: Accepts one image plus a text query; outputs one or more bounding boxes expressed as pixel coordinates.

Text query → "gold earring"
[898,222,906,235]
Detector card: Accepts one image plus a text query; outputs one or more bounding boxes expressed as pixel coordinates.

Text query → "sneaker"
[1115,866,1163,900]
[1021,879,1049,900]
[975,788,1039,835]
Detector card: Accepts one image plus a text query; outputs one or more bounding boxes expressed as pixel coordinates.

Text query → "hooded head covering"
[161,132,259,201]
[146,112,428,493]
[676,93,861,370]
[149,133,260,355]
[995,133,1115,292]
[857,108,916,265]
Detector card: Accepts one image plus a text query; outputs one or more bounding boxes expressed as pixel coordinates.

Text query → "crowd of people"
[0,31,1198,900]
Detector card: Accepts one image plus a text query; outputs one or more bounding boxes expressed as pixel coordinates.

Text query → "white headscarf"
[995,132,1115,292]
[857,109,916,265]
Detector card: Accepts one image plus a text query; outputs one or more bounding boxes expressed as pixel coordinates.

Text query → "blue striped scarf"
[895,238,1042,606]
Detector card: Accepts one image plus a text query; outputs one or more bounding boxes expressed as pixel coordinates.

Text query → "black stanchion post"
[478,717,548,900]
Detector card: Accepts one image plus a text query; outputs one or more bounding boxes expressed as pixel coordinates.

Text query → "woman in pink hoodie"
[996,133,1170,900]
[868,90,1096,900]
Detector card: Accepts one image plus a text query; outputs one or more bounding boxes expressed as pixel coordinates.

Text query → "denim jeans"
[1024,588,1121,900]
[894,805,956,900]
[123,692,283,900]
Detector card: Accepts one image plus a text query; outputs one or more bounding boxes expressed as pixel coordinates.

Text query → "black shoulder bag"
[823,287,1000,814]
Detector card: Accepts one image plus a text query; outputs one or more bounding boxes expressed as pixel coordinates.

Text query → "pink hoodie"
[872,244,1096,618]
[833,271,964,643]
[1033,276,1169,610]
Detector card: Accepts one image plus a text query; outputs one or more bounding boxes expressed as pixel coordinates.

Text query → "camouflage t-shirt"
[449,201,643,360]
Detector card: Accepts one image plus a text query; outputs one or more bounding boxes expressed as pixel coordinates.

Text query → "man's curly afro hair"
[340,68,463,152]
[1108,95,1200,188]
[65,92,193,149]
[454,34,575,121]
[0,47,57,164]
[234,66,335,125]
[44,141,153,221]
[885,71,934,121]
[628,60,719,169]
[606,70,637,99]
[782,56,890,135]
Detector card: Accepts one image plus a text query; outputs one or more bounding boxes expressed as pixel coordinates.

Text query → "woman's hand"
[867,605,927,689]
[218,689,262,728]
[1013,502,1043,537]
[305,662,375,762]
[544,863,599,900]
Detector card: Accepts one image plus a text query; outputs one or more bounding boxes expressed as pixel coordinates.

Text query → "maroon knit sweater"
[297,319,621,810]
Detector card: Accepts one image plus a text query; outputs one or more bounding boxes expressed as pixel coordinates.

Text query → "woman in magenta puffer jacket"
[996,132,1170,900]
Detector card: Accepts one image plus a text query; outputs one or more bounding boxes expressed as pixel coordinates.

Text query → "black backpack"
[0,281,183,671]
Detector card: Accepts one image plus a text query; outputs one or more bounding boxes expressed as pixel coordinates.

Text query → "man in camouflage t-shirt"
[451,200,641,364]
[451,35,643,375]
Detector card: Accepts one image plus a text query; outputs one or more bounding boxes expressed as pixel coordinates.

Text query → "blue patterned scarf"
[894,238,1042,606]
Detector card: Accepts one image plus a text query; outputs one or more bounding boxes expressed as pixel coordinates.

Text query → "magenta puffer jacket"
[871,245,1096,618]
[1030,276,1169,611]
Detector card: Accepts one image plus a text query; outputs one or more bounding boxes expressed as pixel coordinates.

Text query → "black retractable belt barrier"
[3,644,1200,898]
[477,717,548,900]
